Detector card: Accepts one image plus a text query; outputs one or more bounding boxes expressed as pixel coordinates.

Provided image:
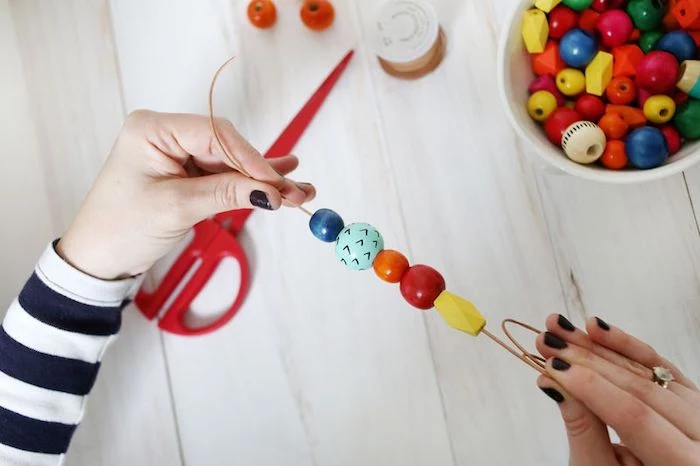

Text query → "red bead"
[528,74,566,106]
[600,140,628,169]
[659,125,682,155]
[544,107,581,145]
[591,0,626,12]
[373,250,409,283]
[597,10,634,47]
[637,87,652,107]
[399,265,446,310]
[579,9,601,33]
[674,91,689,106]
[549,5,579,39]
[605,76,637,105]
[636,51,680,94]
[575,94,606,121]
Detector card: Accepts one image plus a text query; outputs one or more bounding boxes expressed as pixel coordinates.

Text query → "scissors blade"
[264,49,354,158]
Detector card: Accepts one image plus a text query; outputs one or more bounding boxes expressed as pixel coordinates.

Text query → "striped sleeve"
[0,243,137,465]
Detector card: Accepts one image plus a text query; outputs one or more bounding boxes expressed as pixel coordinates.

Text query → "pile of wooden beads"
[308,209,486,334]
[522,0,700,170]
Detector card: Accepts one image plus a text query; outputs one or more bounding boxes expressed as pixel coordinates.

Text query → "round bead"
[561,121,607,164]
[300,0,335,31]
[399,265,446,310]
[544,107,582,145]
[636,51,679,94]
[559,29,598,68]
[247,0,277,28]
[673,100,700,140]
[600,140,628,169]
[643,95,676,124]
[373,250,409,283]
[556,68,586,96]
[639,30,663,53]
[597,10,634,47]
[655,31,696,63]
[598,112,630,139]
[575,94,606,121]
[626,126,669,169]
[335,223,384,270]
[659,125,682,155]
[626,0,664,31]
[605,76,637,105]
[562,0,594,11]
[549,5,579,39]
[528,90,558,122]
[529,75,566,106]
[309,208,344,242]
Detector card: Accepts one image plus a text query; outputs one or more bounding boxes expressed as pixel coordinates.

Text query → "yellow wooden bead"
[527,90,558,122]
[433,291,486,337]
[643,95,676,124]
[521,9,549,54]
[556,68,586,96]
[585,51,613,96]
[535,0,562,12]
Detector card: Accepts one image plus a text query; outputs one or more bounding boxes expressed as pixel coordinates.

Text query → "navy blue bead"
[309,209,344,242]
[559,29,598,68]
[655,31,697,63]
[626,127,669,169]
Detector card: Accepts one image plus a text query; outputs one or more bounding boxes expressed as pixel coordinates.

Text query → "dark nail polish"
[539,386,564,403]
[595,317,610,331]
[250,190,273,210]
[557,314,575,332]
[544,332,568,350]
[552,357,571,371]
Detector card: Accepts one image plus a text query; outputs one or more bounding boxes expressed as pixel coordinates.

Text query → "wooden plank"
[109,0,457,464]
[7,1,183,464]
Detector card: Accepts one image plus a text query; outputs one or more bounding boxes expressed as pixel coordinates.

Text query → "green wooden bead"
[627,0,664,31]
[673,99,700,140]
[562,0,593,11]
[335,223,384,270]
[639,30,664,53]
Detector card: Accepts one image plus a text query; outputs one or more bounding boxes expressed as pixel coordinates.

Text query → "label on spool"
[372,0,440,64]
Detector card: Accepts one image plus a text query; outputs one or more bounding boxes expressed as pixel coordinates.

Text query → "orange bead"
[300,0,335,31]
[612,45,644,77]
[600,140,628,169]
[532,41,566,76]
[605,76,637,104]
[373,250,409,283]
[247,0,277,28]
[605,104,647,127]
[598,112,630,139]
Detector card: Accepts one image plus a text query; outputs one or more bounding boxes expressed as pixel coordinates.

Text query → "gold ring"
[652,366,674,389]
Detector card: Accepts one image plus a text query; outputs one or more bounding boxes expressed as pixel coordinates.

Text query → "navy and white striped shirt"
[0,244,135,465]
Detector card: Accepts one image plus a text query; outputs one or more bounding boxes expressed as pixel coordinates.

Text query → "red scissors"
[135,50,354,336]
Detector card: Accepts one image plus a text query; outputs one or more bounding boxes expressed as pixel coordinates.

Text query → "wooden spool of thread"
[371,0,446,80]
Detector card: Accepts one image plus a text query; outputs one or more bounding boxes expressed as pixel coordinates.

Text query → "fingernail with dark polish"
[539,386,564,403]
[544,331,568,350]
[557,314,575,332]
[595,317,610,331]
[250,190,273,210]
[552,357,571,371]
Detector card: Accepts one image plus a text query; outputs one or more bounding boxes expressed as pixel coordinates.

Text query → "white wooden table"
[1,1,699,465]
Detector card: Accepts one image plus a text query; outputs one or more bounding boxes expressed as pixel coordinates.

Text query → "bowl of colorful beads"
[498,0,700,183]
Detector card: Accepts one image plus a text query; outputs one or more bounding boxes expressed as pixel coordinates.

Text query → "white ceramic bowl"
[497,0,700,183]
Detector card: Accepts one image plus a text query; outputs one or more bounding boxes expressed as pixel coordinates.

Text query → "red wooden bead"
[597,10,634,47]
[544,107,582,145]
[575,94,606,121]
[399,265,446,310]
[373,250,410,283]
[605,76,637,104]
[660,125,682,155]
[591,0,626,11]
[549,5,579,39]
[674,91,690,106]
[600,140,628,169]
[636,51,680,94]
[532,41,566,76]
[637,87,652,107]
[579,9,601,33]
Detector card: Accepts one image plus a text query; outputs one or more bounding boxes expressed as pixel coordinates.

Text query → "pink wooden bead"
[597,10,634,47]
[636,51,679,94]
[528,74,566,106]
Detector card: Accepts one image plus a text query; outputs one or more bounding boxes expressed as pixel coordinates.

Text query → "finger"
[585,316,698,391]
[546,357,697,465]
[611,445,644,466]
[537,375,618,466]
[268,155,300,176]
[165,172,283,225]
[544,314,650,380]
[537,333,700,439]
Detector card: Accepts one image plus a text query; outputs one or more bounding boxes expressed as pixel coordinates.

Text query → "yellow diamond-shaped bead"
[585,51,613,96]
[521,9,549,54]
[433,291,486,336]
[535,0,562,13]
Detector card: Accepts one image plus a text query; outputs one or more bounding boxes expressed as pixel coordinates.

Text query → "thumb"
[172,171,283,225]
[537,375,618,466]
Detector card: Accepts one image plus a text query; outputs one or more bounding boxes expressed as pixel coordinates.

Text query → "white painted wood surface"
[0,1,698,465]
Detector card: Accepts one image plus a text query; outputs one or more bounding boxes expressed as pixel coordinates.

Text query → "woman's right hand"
[535,314,700,466]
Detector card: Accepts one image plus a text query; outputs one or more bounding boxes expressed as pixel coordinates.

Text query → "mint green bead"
[335,223,384,270]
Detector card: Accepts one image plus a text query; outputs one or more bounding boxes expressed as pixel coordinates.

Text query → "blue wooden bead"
[559,28,598,68]
[309,208,344,242]
[625,127,669,169]
[655,31,697,63]
[335,223,384,270]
